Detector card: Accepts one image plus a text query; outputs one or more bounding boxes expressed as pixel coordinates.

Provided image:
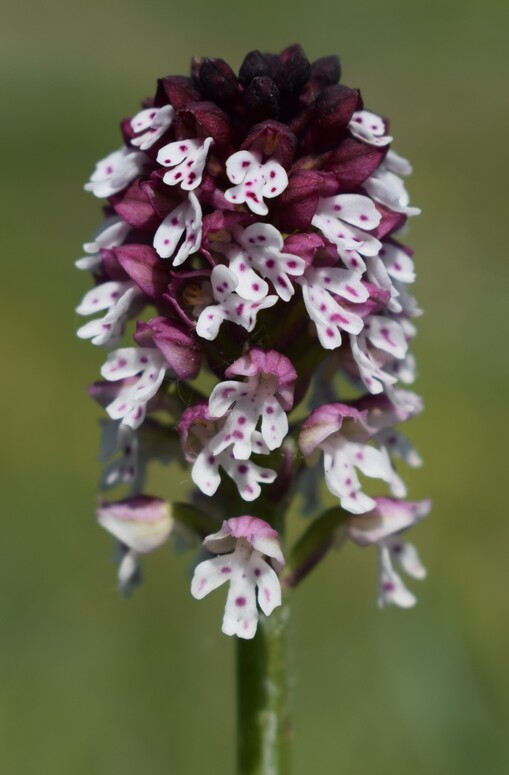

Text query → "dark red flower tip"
[198,58,240,108]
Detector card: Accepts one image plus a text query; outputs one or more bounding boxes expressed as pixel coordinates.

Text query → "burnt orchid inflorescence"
[78,46,430,639]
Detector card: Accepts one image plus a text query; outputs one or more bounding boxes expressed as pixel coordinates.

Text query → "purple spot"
[330,313,349,325]
[360,214,368,222]
[174,172,182,180]
[238,416,246,425]
[266,406,274,415]
[221,566,232,574]
[207,455,215,464]
[163,239,170,245]
[245,485,254,494]
[326,328,334,338]
[254,568,261,577]
[334,204,342,212]
[140,356,149,364]
[266,259,275,269]
[117,358,127,368]
[252,283,259,292]
[355,116,363,124]
[241,160,250,168]
[105,166,114,175]
[236,596,246,606]
[270,170,276,178]
[287,260,297,269]
[383,582,395,592]
[233,430,244,439]
[179,144,188,152]
[238,464,248,474]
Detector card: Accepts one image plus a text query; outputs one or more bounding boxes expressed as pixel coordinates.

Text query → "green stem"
[236,600,291,775]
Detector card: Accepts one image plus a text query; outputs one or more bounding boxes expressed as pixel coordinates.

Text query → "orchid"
[78,45,429,771]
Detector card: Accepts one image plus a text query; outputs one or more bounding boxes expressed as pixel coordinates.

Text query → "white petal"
[225,151,260,184]
[365,316,407,359]
[191,555,233,599]
[389,538,427,580]
[209,380,247,417]
[377,545,416,609]
[191,449,221,496]
[260,398,288,450]
[261,160,288,198]
[222,569,258,639]
[251,555,281,616]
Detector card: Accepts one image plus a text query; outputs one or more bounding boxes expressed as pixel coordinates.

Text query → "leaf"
[283,506,349,588]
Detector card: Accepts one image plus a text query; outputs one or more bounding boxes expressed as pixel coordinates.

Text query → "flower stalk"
[237,602,291,775]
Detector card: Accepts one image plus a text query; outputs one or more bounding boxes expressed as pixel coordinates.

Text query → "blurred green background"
[2,0,508,772]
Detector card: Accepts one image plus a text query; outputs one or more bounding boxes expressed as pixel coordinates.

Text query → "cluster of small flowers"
[79,46,430,639]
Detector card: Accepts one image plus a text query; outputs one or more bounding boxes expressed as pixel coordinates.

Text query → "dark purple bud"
[278,45,311,99]
[373,204,407,239]
[325,137,387,191]
[199,58,239,108]
[242,119,297,168]
[120,116,137,146]
[306,85,361,151]
[283,231,324,268]
[154,76,201,110]
[262,53,282,82]
[310,56,341,86]
[276,170,322,231]
[109,179,160,231]
[243,76,280,123]
[99,248,131,282]
[114,244,170,299]
[177,101,232,150]
[135,317,201,380]
[140,178,183,220]
[311,84,361,125]
[342,283,391,318]
[239,50,272,86]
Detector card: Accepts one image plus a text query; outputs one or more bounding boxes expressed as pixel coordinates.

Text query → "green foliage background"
[2,0,507,772]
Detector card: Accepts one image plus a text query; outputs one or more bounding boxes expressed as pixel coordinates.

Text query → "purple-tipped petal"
[97,495,173,553]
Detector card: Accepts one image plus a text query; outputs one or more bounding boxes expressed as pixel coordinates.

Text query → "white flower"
[311,194,382,273]
[364,150,421,216]
[224,150,288,216]
[130,105,174,150]
[222,222,306,302]
[191,516,284,639]
[153,192,202,265]
[157,137,213,190]
[76,280,142,347]
[76,216,131,272]
[348,110,393,147]
[195,265,277,340]
[297,266,368,349]
[84,147,147,198]
[100,347,167,429]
